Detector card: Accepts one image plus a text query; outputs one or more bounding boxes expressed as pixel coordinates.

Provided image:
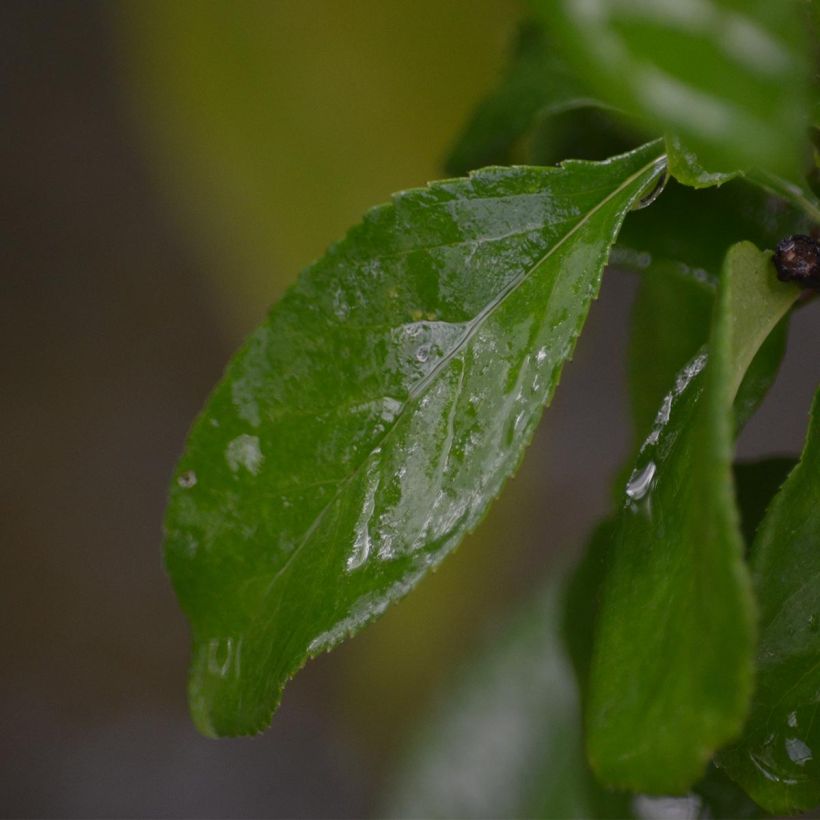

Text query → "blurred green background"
[3,2,819,816]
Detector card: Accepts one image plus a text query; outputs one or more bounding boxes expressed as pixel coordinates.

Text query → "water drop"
[178,470,197,488]
[785,737,813,767]
[788,711,799,728]
[207,637,237,678]
[631,169,668,210]
[347,455,381,571]
[225,434,264,475]
[626,461,656,501]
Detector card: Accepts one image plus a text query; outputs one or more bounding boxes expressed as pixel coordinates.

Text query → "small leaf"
[540,0,811,179]
[665,134,737,189]
[587,243,800,792]
[718,391,820,814]
[164,143,666,737]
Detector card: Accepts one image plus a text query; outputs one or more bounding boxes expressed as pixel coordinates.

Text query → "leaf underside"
[164,142,665,736]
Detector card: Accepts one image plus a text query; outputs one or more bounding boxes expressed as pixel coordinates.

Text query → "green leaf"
[383,539,764,819]
[164,142,666,737]
[540,0,811,179]
[618,178,806,447]
[382,573,629,819]
[565,526,768,819]
[718,392,820,814]
[616,178,813,287]
[626,260,714,445]
[665,134,738,189]
[586,242,800,792]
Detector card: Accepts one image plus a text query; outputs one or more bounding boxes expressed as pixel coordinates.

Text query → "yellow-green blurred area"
[121,0,518,336]
[4,2,820,817]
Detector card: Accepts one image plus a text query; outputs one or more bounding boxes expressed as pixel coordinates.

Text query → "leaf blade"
[587,242,799,792]
[165,143,666,737]
[718,392,820,814]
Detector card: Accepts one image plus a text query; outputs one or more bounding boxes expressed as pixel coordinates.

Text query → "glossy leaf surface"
[540,0,810,179]
[719,392,820,814]
[587,243,799,792]
[164,143,665,736]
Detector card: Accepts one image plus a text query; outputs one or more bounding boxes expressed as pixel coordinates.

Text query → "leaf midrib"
[258,151,666,608]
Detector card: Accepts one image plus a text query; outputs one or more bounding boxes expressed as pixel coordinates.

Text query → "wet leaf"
[626,260,714,446]
[665,134,737,189]
[618,178,806,448]
[384,553,765,819]
[540,0,811,179]
[164,143,666,737]
[586,243,800,792]
[718,392,820,814]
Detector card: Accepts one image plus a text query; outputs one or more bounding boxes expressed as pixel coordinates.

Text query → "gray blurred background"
[2,2,818,817]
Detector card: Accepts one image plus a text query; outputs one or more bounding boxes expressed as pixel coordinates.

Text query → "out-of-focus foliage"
[538,0,811,181]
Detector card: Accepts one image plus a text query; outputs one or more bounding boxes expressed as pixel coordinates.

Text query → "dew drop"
[785,737,813,767]
[207,637,237,678]
[415,344,431,363]
[225,434,264,475]
[631,167,668,211]
[178,470,197,488]
[626,461,656,501]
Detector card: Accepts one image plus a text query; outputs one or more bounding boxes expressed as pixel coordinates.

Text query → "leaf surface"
[587,243,799,792]
[618,178,806,448]
[540,0,811,179]
[718,392,820,814]
[164,143,666,736]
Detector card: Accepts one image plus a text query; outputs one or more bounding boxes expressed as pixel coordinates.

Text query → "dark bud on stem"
[773,235,820,290]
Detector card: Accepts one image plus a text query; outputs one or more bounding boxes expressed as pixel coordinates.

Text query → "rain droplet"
[631,166,668,211]
[785,737,813,767]
[207,637,237,678]
[626,461,656,501]
[178,470,197,488]
[225,434,264,475]
[415,344,431,363]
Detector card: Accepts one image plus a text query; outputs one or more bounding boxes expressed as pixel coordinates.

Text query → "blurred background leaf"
[538,0,812,181]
